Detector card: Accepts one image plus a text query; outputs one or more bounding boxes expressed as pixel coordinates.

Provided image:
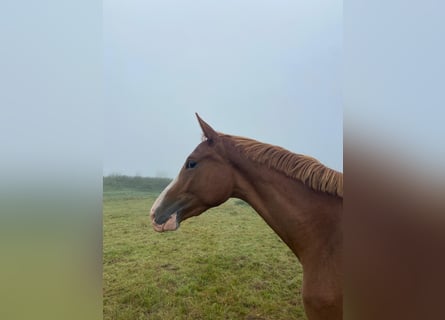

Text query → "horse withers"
[150,114,343,320]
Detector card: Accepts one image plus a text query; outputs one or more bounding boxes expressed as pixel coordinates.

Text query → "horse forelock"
[222,134,343,198]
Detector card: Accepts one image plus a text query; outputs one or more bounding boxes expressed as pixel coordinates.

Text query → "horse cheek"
[206,168,232,205]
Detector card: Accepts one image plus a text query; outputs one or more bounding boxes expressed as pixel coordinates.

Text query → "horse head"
[150,114,234,232]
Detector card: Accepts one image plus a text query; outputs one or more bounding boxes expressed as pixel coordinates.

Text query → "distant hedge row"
[103,175,172,193]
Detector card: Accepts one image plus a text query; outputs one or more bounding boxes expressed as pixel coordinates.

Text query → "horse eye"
[186,159,197,169]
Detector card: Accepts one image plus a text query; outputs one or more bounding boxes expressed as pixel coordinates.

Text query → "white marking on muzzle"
[150,176,179,232]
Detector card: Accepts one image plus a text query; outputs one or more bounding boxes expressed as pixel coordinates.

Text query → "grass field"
[103,176,306,320]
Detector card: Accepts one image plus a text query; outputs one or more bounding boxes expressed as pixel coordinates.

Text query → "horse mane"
[223,134,343,198]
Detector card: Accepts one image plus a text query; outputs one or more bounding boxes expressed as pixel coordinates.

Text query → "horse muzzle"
[151,212,179,232]
[150,206,180,232]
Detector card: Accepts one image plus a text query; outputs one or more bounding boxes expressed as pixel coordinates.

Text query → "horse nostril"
[155,214,169,225]
[151,211,164,225]
[150,208,163,226]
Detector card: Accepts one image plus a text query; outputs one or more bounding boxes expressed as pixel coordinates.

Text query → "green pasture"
[103,176,306,319]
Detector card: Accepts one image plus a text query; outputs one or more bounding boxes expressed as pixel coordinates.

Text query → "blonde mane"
[224,135,343,198]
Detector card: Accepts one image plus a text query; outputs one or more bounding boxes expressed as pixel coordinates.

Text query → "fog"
[103,0,343,178]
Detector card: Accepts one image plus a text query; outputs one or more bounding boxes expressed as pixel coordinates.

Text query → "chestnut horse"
[150,114,343,320]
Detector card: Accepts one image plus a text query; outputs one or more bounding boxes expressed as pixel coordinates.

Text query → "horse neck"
[225,143,342,263]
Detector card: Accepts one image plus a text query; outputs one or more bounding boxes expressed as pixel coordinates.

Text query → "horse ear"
[195,113,219,143]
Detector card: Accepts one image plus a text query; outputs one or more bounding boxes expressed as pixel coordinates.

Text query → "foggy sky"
[104,0,342,178]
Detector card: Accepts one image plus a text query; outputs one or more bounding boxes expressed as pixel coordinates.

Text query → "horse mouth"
[150,198,203,232]
[150,209,180,232]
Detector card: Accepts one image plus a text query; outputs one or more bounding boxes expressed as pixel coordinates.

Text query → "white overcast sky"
[1,0,443,183]
[103,0,343,178]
